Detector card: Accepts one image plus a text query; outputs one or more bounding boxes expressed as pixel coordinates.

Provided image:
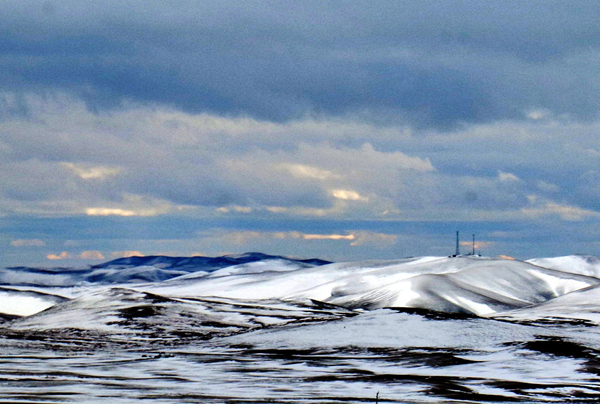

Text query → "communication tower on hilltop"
[452,231,479,257]
[455,231,460,256]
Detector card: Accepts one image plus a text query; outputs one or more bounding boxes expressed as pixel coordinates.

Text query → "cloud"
[215,206,254,214]
[536,181,560,193]
[2,1,600,264]
[222,231,264,245]
[497,171,520,182]
[331,189,368,201]
[302,233,355,241]
[11,239,45,247]
[62,162,121,180]
[285,164,339,181]
[84,194,174,217]
[3,1,600,128]
[111,251,145,258]
[85,207,166,217]
[79,250,105,260]
[1,96,599,225]
[220,230,397,248]
[349,231,398,247]
[521,202,600,221]
[47,251,69,260]
[47,250,106,260]
[526,109,552,120]
[460,240,494,250]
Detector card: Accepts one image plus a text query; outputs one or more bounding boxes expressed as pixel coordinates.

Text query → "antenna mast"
[455,231,460,256]
[472,234,475,255]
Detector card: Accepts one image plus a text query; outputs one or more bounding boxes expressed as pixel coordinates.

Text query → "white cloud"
[498,171,520,182]
[218,230,397,247]
[85,207,166,217]
[521,202,600,221]
[85,194,173,217]
[61,162,121,180]
[331,189,368,201]
[536,180,560,193]
[85,208,139,217]
[11,239,45,247]
[1,94,599,226]
[348,231,398,247]
[526,109,552,120]
[284,164,339,180]
[266,206,288,213]
[215,206,253,213]
[302,233,355,241]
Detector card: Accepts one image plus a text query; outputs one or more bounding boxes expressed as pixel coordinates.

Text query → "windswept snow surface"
[2,253,600,403]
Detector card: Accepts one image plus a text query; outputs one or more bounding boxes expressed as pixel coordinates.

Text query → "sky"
[1,0,600,267]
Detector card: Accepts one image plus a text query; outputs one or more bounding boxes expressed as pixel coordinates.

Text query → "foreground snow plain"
[1,253,600,403]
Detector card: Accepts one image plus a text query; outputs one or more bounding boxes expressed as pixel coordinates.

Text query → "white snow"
[150,256,600,317]
[4,254,600,324]
[4,254,600,403]
[527,255,600,278]
[0,291,55,316]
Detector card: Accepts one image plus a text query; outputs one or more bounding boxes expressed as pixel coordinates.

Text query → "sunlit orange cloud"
[47,251,69,260]
[110,251,145,258]
[498,255,516,260]
[80,251,105,260]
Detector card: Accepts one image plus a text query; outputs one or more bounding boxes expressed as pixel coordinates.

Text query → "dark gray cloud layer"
[1,1,600,266]
[2,0,600,128]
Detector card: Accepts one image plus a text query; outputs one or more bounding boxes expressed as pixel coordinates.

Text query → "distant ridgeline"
[91,252,331,270]
[1,253,332,287]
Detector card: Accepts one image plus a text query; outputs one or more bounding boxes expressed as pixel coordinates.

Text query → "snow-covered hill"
[527,254,600,277]
[3,253,600,403]
[2,254,600,324]
[0,252,330,287]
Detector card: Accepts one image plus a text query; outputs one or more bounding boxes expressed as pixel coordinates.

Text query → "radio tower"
[455,231,460,256]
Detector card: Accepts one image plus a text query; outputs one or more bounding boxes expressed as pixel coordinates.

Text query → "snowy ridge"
[7,288,354,345]
[152,255,600,318]
[526,254,600,277]
[0,252,329,287]
[2,254,600,331]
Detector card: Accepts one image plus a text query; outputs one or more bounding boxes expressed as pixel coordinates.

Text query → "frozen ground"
[1,253,600,403]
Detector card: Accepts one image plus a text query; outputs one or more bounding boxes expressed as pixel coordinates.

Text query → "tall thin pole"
[472,234,475,256]
[455,231,460,256]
